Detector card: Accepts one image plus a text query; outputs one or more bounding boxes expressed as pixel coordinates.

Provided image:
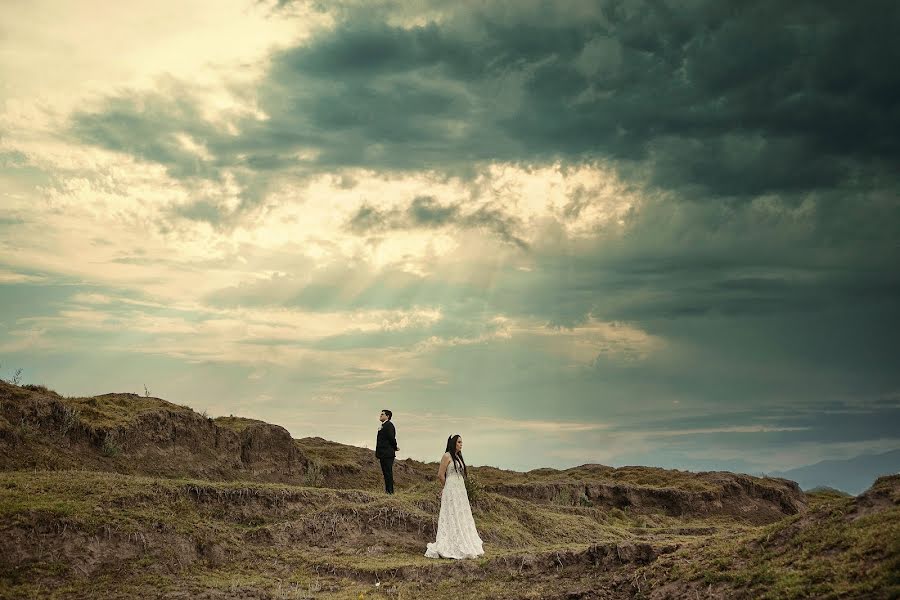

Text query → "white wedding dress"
[425,461,484,559]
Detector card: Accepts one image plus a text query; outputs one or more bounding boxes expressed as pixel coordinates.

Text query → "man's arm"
[388,421,399,451]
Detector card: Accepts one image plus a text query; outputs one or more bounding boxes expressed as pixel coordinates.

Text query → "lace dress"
[425,461,484,559]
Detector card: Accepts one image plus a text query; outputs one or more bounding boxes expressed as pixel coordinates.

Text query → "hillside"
[1,380,897,599]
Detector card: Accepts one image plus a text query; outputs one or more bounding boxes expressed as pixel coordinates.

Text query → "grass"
[213,415,269,433]
[2,382,895,598]
[57,393,193,429]
[2,470,896,599]
[474,463,726,492]
[646,478,900,599]
[0,469,660,541]
[0,469,695,599]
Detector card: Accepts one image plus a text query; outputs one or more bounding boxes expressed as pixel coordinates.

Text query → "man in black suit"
[376,409,399,494]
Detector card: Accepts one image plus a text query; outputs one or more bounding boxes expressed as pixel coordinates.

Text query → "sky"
[1,0,898,474]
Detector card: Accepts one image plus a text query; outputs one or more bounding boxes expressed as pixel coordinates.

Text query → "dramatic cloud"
[1,0,897,473]
[66,1,900,197]
[347,196,529,248]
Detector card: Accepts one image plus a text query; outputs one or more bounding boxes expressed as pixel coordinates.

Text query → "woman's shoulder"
[441,451,452,459]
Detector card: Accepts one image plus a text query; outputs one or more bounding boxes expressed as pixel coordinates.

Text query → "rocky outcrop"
[485,473,805,524]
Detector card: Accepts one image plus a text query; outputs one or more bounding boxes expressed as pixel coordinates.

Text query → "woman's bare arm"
[437,452,451,485]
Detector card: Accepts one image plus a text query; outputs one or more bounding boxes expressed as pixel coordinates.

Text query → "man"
[375,409,399,494]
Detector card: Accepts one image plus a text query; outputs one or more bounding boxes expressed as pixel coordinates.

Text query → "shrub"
[465,472,484,507]
[101,430,122,457]
[554,486,574,505]
[15,416,33,437]
[303,460,324,488]
[56,404,81,435]
[22,384,50,393]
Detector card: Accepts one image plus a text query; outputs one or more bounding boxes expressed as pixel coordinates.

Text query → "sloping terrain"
[629,476,900,599]
[1,381,896,599]
[0,382,805,521]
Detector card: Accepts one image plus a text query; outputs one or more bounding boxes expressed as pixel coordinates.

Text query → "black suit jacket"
[375,420,398,459]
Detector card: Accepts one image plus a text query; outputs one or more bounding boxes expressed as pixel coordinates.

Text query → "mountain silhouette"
[768,449,900,494]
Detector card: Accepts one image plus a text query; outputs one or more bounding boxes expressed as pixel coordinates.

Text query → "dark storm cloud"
[57,0,900,449]
[0,150,28,167]
[278,21,475,78]
[347,196,458,233]
[346,203,388,232]
[463,206,530,249]
[71,89,225,181]
[172,200,228,225]
[621,401,900,446]
[682,410,900,451]
[69,0,900,200]
[407,195,459,226]
[498,0,900,196]
[348,195,528,248]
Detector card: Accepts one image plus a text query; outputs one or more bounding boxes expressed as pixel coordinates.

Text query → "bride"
[425,434,484,559]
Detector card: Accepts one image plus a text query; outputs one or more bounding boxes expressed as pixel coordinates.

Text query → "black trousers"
[379,457,395,494]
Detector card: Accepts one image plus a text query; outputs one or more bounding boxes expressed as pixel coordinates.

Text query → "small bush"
[16,416,33,437]
[465,472,484,507]
[303,461,324,488]
[554,486,574,505]
[56,404,81,435]
[101,431,123,457]
[22,384,50,393]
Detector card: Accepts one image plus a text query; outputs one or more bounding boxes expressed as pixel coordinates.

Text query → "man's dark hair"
[382,409,392,420]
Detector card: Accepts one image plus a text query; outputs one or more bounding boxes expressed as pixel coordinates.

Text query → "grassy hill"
[1,380,897,599]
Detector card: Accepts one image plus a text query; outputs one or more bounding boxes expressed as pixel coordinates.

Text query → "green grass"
[1,382,894,599]
[213,415,268,432]
[649,481,900,599]
[0,469,684,598]
[60,393,193,429]
[0,469,657,542]
[475,463,728,492]
[2,470,896,599]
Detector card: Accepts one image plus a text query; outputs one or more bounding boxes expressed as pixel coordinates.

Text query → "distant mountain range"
[767,449,900,495]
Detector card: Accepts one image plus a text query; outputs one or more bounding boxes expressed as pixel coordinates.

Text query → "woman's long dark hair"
[445,434,467,477]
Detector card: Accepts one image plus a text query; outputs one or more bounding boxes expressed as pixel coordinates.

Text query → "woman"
[424,434,484,559]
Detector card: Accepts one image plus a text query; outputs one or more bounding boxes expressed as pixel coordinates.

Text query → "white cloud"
[0,270,46,284]
[644,425,811,436]
[508,316,664,364]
